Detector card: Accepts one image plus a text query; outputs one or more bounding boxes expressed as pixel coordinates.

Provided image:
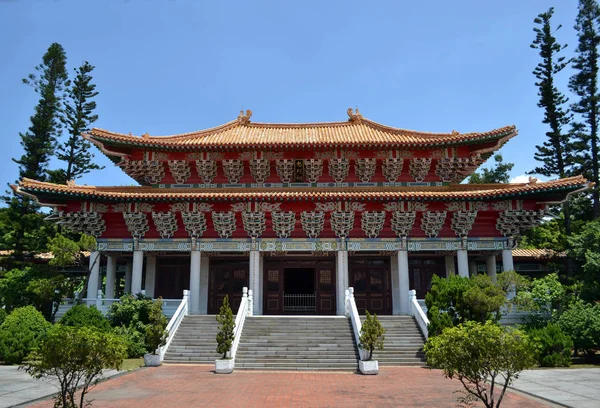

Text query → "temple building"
[13,109,589,316]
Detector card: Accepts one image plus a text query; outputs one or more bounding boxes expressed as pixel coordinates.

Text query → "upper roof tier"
[84,108,517,155]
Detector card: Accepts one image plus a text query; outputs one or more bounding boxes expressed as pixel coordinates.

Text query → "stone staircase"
[235,316,359,371]
[361,315,426,366]
[162,315,221,364]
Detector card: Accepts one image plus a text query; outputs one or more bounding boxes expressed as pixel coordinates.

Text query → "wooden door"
[155,258,190,299]
[264,260,283,314]
[316,260,336,315]
[408,258,446,299]
[349,257,391,315]
[208,259,249,314]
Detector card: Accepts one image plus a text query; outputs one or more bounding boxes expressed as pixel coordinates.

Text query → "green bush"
[0,306,51,364]
[0,308,6,326]
[145,298,168,355]
[527,323,573,367]
[59,305,111,332]
[216,295,234,358]
[25,325,126,408]
[113,323,148,358]
[107,293,153,327]
[358,311,385,361]
[558,301,600,356]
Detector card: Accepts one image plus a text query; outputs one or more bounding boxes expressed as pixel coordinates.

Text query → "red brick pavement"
[28,365,550,408]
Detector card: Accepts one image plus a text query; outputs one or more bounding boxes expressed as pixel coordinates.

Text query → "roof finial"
[142,132,150,139]
[347,107,363,122]
[237,109,252,124]
[528,176,539,184]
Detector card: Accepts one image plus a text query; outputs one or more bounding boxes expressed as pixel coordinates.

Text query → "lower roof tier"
[12,176,591,241]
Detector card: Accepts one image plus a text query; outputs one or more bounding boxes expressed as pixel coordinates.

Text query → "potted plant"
[215,295,235,374]
[144,297,168,367]
[358,311,385,374]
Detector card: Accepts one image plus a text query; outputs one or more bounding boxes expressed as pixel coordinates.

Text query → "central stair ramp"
[235,316,359,371]
[162,315,222,364]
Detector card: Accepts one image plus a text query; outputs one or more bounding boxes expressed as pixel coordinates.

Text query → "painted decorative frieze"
[275,159,295,183]
[420,211,447,238]
[167,160,191,184]
[211,211,237,238]
[496,210,545,237]
[55,211,106,237]
[301,211,325,238]
[196,159,218,184]
[222,159,244,183]
[328,158,350,183]
[169,202,189,213]
[152,212,179,238]
[249,158,271,184]
[123,212,150,239]
[390,211,416,237]
[409,158,432,182]
[271,211,296,238]
[304,159,323,183]
[118,159,165,184]
[382,158,403,182]
[181,212,207,238]
[361,211,386,238]
[330,211,355,239]
[242,211,266,238]
[315,202,336,212]
[355,158,376,182]
[451,211,478,237]
[144,160,166,184]
[435,157,481,182]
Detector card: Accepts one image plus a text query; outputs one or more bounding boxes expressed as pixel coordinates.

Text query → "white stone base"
[144,353,161,367]
[359,359,378,375]
[215,358,235,374]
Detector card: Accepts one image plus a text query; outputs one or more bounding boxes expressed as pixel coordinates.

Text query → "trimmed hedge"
[527,323,573,367]
[0,306,50,364]
[59,305,111,332]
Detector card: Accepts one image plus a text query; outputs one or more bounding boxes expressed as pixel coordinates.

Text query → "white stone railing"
[345,287,367,361]
[159,290,189,361]
[408,289,429,340]
[230,287,251,359]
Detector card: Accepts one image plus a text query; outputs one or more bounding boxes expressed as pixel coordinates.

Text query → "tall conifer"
[530,8,576,242]
[569,0,600,219]
[48,61,102,184]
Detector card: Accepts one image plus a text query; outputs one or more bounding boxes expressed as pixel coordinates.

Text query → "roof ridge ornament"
[347,107,363,122]
[237,109,252,124]
[142,132,150,139]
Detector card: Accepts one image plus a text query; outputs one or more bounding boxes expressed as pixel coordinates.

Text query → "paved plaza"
[23,365,551,408]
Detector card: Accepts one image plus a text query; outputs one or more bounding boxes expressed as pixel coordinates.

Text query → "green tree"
[7,43,68,256]
[0,306,51,364]
[424,321,537,408]
[48,61,103,184]
[558,300,600,356]
[358,311,385,361]
[468,154,514,184]
[59,304,111,332]
[216,295,234,358]
[145,298,168,355]
[568,219,600,300]
[530,7,577,259]
[569,0,600,219]
[25,325,126,408]
[527,323,573,367]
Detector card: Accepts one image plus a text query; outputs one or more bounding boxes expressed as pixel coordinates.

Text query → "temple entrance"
[349,257,392,315]
[207,258,249,314]
[408,257,446,299]
[263,257,336,315]
[155,257,190,300]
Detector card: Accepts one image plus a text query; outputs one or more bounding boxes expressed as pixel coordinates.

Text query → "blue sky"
[0,0,581,191]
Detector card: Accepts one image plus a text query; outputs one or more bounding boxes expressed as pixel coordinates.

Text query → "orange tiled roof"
[84,109,517,152]
[13,175,589,203]
[512,248,565,259]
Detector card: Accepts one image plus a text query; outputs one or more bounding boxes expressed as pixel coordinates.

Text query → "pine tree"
[48,62,103,184]
[468,154,514,184]
[569,0,600,219]
[530,7,576,262]
[6,43,68,255]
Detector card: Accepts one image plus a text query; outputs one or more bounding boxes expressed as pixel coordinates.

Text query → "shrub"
[527,323,573,367]
[107,293,153,328]
[0,306,51,364]
[558,301,600,357]
[25,325,126,408]
[358,311,385,361]
[145,298,168,355]
[113,324,148,358]
[216,295,234,358]
[0,308,6,326]
[59,305,111,332]
[424,321,537,408]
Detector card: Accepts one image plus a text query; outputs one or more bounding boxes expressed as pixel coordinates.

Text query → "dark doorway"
[284,268,314,294]
[155,257,190,300]
[349,257,392,315]
[208,258,249,314]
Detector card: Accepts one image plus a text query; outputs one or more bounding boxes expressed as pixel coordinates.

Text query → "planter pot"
[144,353,161,367]
[359,359,378,375]
[215,358,235,374]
